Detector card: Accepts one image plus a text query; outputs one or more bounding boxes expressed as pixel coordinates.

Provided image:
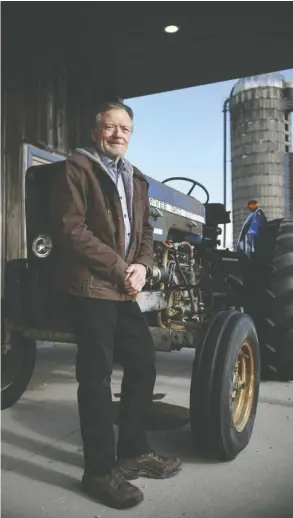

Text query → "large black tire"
[251,218,293,381]
[1,332,36,410]
[190,310,260,461]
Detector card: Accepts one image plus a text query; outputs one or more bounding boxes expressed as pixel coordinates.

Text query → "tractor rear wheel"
[1,331,36,410]
[251,218,293,381]
[190,310,260,461]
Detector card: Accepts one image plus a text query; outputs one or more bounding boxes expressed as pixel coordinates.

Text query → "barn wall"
[1,51,118,275]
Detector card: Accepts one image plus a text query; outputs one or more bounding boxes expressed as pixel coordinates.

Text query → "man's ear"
[90,129,96,143]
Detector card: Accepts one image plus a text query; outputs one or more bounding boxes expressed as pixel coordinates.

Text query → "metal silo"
[229,73,291,247]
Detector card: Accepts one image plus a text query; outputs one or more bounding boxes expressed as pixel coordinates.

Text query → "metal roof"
[231,72,285,97]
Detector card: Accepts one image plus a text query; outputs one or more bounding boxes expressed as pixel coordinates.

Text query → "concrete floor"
[1,343,293,518]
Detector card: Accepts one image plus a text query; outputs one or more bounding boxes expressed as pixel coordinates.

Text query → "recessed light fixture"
[164,25,179,34]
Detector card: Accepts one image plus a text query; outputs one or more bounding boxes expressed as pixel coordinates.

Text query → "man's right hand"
[124,263,146,297]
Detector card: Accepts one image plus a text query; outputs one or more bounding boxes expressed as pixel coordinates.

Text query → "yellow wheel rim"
[232,340,255,432]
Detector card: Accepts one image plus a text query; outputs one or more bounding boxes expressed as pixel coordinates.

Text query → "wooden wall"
[1,44,118,273]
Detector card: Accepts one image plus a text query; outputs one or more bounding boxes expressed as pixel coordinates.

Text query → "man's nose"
[113,126,123,138]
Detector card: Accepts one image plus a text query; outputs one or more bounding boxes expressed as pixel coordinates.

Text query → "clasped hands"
[124,263,146,297]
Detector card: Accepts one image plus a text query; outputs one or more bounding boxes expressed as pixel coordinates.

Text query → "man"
[52,101,181,510]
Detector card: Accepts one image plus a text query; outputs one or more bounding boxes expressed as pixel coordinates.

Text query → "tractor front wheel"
[190,310,260,461]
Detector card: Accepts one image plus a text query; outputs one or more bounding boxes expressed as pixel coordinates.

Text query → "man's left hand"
[124,264,146,297]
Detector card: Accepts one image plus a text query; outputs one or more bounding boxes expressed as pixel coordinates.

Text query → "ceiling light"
[164,25,179,34]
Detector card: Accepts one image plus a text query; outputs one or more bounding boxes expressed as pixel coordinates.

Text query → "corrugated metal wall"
[230,85,289,246]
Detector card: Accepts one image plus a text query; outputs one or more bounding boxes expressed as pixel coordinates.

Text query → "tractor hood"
[145,175,206,226]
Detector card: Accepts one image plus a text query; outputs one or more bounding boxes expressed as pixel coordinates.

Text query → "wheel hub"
[232,340,255,432]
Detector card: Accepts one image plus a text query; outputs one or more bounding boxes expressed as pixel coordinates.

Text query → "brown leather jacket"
[51,150,153,300]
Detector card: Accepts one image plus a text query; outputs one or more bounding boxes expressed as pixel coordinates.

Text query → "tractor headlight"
[32,234,53,258]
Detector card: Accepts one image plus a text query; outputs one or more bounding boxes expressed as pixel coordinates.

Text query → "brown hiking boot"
[81,468,144,509]
[117,452,181,479]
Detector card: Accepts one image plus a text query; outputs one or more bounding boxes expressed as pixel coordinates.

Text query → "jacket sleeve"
[52,159,128,285]
[136,182,154,272]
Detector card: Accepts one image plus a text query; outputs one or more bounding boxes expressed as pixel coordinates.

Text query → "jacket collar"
[73,147,148,187]
[74,147,134,176]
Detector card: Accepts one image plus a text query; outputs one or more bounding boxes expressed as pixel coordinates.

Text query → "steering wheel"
[162,177,210,205]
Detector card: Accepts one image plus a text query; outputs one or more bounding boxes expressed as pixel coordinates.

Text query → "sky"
[125,68,293,248]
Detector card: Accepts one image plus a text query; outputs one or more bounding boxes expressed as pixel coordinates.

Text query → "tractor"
[2,161,293,463]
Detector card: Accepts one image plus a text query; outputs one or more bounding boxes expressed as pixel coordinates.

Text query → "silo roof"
[231,72,284,97]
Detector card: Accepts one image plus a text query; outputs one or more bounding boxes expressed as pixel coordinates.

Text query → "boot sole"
[81,481,144,509]
[120,465,181,480]
[138,466,181,479]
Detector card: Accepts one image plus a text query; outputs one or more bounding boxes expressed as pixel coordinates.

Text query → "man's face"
[92,108,133,161]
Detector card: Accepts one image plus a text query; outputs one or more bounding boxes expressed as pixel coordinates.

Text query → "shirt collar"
[79,146,133,177]
[99,151,124,172]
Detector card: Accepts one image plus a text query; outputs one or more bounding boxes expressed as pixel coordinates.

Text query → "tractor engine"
[137,175,237,335]
[135,175,212,333]
[147,240,202,327]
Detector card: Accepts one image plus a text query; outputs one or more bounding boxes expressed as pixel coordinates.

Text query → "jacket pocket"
[88,274,117,288]
[81,276,94,288]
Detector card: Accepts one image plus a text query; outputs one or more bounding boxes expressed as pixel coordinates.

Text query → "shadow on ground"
[3,393,218,470]
[1,452,80,490]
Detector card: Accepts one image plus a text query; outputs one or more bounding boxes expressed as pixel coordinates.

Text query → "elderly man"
[52,101,181,509]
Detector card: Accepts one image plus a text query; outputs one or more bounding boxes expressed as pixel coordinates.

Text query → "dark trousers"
[71,297,156,476]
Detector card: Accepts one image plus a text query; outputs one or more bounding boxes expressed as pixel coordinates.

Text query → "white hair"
[92,101,134,132]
